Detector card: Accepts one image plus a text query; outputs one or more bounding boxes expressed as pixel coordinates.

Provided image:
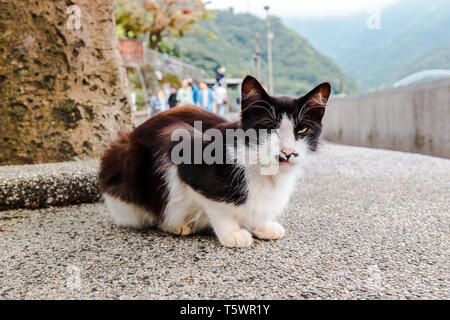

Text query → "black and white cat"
[99,75,330,247]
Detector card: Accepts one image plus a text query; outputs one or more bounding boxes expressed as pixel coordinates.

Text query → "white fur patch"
[278,115,295,154]
[160,165,209,234]
[103,193,154,228]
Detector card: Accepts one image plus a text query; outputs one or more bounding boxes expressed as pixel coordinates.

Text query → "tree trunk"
[0,0,133,165]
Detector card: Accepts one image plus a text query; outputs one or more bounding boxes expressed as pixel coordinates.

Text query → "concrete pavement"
[0,143,448,299]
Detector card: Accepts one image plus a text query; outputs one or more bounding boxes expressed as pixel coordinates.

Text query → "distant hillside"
[176,9,358,96]
[285,0,450,90]
[391,45,450,82]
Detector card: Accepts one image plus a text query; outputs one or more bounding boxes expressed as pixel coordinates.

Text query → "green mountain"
[390,44,450,83]
[285,0,450,90]
[176,9,358,96]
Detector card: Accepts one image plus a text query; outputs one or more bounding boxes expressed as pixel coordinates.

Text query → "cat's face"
[240,75,331,174]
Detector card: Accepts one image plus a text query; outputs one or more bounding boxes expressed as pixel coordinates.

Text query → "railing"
[393,69,450,87]
[143,47,205,81]
[119,39,206,84]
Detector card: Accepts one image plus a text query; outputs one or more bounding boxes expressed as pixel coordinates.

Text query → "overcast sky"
[207,0,400,18]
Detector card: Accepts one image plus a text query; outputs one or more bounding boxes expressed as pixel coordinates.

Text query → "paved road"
[0,143,448,299]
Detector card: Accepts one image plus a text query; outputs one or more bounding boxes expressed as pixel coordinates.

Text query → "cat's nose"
[281,147,295,158]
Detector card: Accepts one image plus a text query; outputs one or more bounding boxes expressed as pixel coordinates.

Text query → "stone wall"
[322,78,450,159]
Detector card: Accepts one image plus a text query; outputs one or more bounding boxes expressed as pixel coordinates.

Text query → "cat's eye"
[297,127,308,134]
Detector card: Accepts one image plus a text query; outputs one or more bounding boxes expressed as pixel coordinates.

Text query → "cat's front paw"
[253,222,285,240]
[219,229,253,248]
[174,222,193,236]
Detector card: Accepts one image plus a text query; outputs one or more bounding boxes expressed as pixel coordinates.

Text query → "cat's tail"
[98,131,145,195]
[98,131,157,228]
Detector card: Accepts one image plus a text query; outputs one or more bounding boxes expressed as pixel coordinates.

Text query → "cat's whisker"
[252,117,276,127]
[245,100,278,122]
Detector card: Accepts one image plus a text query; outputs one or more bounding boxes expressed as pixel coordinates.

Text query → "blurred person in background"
[197,82,215,112]
[213,82,227,116]
[177,79,194,106]
[216,67,226,86]
[188,77,199,105]
[168,85,178,108]
[157,88,167,111]
[163,82,172,106]
[147,92,160,116]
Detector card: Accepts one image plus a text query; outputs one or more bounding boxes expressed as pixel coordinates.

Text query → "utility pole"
[253,33,262,80]
[264,5,273,94]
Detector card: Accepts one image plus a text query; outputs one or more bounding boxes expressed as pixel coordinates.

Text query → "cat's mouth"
[276,151,299,165]
[277,155,294,165]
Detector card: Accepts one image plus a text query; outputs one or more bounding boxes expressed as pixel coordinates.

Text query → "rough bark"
[0,0,133,165]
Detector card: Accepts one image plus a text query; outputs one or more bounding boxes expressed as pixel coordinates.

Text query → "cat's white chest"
[240,169,300,227]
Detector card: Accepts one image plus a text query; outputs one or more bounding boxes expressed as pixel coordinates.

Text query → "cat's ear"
[299,82,331,121]
[303,82,331,107]
[241,75,269,112]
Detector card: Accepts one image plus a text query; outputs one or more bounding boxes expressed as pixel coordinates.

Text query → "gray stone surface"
[0,143,448,299]
[0,160,100,210]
